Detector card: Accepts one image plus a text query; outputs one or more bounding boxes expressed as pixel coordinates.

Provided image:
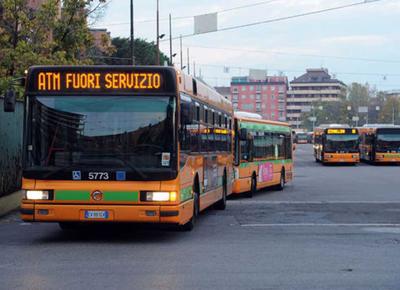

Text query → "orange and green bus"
[313,126,360,164]
[17,66,233,231]
[232,112,293,197]
[359,125,400,164]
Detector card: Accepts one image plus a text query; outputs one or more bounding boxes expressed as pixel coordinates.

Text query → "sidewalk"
[0,190,23,217]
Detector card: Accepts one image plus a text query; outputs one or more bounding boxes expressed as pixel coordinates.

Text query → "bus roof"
[177,70,232,113]
[235,115,291,133]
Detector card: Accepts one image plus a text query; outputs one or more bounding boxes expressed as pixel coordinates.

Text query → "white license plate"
[84,210,108,219]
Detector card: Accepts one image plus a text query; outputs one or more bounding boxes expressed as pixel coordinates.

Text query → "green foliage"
[0,0,109,96]
[103,37,170,65]
[378,96,400,124]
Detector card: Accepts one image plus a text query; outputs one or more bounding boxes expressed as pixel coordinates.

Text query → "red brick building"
[230,75,288,121]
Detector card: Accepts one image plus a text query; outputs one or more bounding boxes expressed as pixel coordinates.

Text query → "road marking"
[234,201,400,205]
[241,223,400,227]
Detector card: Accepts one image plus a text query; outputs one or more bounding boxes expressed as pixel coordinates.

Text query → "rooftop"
[291,68,346,86]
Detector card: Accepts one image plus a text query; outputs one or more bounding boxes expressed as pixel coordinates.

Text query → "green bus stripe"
[56,190,90,201]
[180,186,193,202]
[103,191,138,201]
[239,159,293,168]
[55,190,138,201]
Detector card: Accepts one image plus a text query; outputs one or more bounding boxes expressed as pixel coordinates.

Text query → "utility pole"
[180,35,183,70]
[187,47,190,75]
[169,14,172,66]
[156,0,160,65]
[393,107,395,125]
[130,0,135,65]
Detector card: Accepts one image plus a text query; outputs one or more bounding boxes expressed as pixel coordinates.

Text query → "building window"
[233,94,238,101]
[256,103,261,112]
[232,87,238,93]
[241,95,246,99]
[241,86,246,91]
[256,94,261,100]
[263,86,267,91]
[249,86,254,91]
[250,94,254,99]
[242,104,254,111]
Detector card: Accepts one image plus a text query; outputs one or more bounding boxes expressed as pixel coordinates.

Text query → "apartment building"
[287,68,346,127]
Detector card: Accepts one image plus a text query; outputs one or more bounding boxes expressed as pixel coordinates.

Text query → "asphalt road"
[1,144,399,290]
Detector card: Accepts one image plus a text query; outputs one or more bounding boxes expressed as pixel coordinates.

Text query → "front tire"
[180,189,199,231]
[245,175,257,198]
[276,170,285,191]
[215,173,227,210]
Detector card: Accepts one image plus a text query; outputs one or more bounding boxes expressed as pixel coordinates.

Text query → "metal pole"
[187,47,190,74]
[180,35,183,70]
[193,61,196,77]
[393,107,395,125]
[169,14,172,66]
[156,0,160,65]
[130,0,135,65]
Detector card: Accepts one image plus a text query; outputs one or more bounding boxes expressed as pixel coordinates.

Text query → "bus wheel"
[246,175,257,198]
[180,189,199,231]
[276,170,285,191]
[215,172,227,210]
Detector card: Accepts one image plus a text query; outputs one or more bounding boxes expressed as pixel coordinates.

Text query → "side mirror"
[3,89,16,112]
[239,128,248,140]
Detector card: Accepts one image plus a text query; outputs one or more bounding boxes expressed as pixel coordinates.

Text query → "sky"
[91,0,400,91]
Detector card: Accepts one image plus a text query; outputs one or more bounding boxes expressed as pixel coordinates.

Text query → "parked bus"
[359,125,400,164]
[313,126,360,164]
[13,66,233,231]
[295,132,309,144]
[232,112,293,197]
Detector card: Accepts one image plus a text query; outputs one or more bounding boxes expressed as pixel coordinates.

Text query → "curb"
[0,190,23,217]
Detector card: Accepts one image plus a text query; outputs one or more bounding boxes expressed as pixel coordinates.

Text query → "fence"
[0,97,23,197]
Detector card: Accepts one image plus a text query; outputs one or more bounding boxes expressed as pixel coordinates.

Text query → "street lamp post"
[130,0,135,65]
[156,0,160,65]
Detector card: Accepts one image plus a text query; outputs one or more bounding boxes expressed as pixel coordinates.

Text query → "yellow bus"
[359,125,400,164]
[232,112,293,197]
[314,126,360,164]
[17,66,233,231]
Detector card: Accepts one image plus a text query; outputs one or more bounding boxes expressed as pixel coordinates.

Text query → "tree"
[0,0,110,94]
[378,96,400,125]
[347,82,371,109]
[103,37,170,65]
[301,101,350,131]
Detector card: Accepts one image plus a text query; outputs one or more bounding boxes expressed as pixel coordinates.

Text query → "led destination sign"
[37,72,161,91]
[26,66,177,94]
[327,129,357,134]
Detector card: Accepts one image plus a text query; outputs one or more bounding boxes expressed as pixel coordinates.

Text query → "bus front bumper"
[20,201,193,225]
[323,154,359,163]
[374,154,400,163]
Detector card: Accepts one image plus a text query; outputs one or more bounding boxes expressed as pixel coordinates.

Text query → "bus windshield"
[377,134,400,151]
[325,134,359,152]
[25,95,176,180]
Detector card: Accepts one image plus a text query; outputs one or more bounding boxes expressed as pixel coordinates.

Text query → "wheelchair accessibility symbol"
[72,171,81,180]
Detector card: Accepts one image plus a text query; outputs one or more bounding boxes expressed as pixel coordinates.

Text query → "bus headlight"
[26,190,50,200]
[142,191,177,202]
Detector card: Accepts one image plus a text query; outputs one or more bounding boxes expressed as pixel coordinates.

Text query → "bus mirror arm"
[3,89,16,113]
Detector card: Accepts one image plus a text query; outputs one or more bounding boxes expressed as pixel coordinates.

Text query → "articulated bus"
[232,112,293,197]
[359,125,400,164]
[314,126,360,164]
[17,66,233,231]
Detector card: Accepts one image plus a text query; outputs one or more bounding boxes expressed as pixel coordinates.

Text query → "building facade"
[214,86,231,100]
[287,68,346,127]
[230,75,288,121]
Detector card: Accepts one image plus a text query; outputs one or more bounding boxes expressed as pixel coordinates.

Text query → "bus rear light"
[26,190,50,200]
[142,191,177,202]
